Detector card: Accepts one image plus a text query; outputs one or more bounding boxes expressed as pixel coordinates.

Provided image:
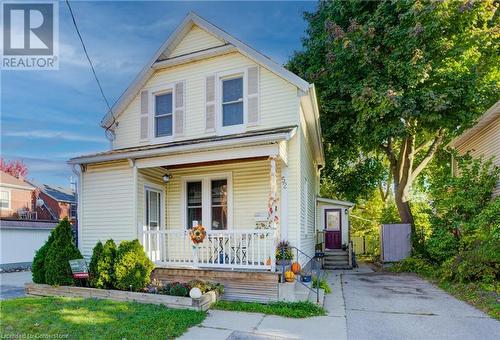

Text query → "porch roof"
[68,126,296,165]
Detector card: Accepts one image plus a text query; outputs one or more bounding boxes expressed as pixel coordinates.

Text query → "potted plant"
[276,240,294,266]
[300,271,312,283]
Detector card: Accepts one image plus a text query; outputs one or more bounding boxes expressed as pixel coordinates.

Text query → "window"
[221,76,243,127]
[187,181,202,229]
[183,175,231,230]
[211,179,227,230]
[155,92,173,137]
[145,187,162,230]
[70,203,77,219]
[0,190,10,209]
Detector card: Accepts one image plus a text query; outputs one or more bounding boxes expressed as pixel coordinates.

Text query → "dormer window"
[222,76,244,127]
[155,92,173,137]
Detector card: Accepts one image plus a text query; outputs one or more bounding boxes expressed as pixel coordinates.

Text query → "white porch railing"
[141,227,277,271]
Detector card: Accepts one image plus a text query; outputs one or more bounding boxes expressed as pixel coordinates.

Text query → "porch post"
[280,162,288,241]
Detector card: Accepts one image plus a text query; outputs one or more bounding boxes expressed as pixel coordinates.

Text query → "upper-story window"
[155,92,173,138]
[221,76,244,127]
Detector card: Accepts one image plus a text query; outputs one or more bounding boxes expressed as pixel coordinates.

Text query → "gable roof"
[101,12,311,129]
[0,170,35,190]
[448,100,500,148]
[31,182,76,203]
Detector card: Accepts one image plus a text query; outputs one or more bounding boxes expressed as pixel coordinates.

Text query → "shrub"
[426,227,459,264]
[312,277,331,294]
[114,239,154,291]
[44,218,83,286]
[389,256,436,278]
[32,231,55,284]
[89,239,117,289]
[187,279,224,295]
[169,282,190,297]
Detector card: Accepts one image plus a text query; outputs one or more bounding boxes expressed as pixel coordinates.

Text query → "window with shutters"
[221,76,244,127]
[155,92,173,138]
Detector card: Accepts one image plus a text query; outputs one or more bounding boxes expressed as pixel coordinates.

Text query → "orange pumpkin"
[265,257,272,266]
[291,262,301,274]
[284,270,295,282]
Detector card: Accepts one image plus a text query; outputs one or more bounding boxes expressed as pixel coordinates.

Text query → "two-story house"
[69,13,352,300]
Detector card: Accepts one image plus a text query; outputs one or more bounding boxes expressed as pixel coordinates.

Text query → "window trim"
[149,84,175,143]
[181,173,233,230]
[143,183,165,230]
[0,188,11,210]
[217,68,247,135]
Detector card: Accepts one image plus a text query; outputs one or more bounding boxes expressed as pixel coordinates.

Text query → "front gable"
[166,25,225,59]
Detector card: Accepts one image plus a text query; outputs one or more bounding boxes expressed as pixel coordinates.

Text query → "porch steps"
[152,267,279,303]
[323,250,351,270]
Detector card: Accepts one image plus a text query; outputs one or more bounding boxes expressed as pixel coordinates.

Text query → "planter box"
[25,283,217,311]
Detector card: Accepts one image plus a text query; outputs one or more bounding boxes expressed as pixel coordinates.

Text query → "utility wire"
[65,0,116,132]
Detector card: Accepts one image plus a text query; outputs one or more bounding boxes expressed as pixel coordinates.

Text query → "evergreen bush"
[44,218,83,286]
[89,239,116,289]
[32,231,55,284]
[114,239,154,291]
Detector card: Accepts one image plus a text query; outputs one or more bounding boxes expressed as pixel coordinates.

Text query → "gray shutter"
[247,66,259,125]
[140,90,149,140]
[205,75,216,131]
[174,81,185,136]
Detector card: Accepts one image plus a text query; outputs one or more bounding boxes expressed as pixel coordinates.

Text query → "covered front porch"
[133,139,289,272]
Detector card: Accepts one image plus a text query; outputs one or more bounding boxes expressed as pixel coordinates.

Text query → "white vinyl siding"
[169,26,224,58]
[80,161,134,257]
[112,52,298,149]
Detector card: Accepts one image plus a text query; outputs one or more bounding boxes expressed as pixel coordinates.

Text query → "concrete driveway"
[0,271,31,300]
[343,271,500,340]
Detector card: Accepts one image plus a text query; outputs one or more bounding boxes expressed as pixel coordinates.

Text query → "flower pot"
[301,275,312,283]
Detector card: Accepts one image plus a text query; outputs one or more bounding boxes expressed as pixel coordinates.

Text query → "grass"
[438,281,500,320]
[0,296,205,339]
[212,300,326,318]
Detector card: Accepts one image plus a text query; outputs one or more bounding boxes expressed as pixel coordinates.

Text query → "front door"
[145,187,162,260]
[324,209,342,249]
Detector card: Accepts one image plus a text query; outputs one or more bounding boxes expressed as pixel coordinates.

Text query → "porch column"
[268,156,278,230]
[280,162,288,241]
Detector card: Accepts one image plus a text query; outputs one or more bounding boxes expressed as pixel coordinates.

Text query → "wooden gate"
[380,224,411,262]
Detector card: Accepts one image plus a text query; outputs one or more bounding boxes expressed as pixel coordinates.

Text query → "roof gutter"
[68,128,296,165]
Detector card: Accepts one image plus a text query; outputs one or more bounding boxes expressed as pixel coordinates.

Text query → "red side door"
[324,209,342,249]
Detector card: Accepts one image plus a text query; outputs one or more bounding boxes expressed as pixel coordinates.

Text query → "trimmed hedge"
[89,239,117,289]
[114,240,154,291]
[44,218,83,286]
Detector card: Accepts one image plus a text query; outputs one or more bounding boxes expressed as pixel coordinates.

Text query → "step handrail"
[278,245,321,304]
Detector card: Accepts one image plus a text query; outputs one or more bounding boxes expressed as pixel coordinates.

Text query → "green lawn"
[0,297,205,339]
[213,300,326,318]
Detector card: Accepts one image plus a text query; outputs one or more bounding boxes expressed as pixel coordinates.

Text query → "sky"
[1,0,316,187]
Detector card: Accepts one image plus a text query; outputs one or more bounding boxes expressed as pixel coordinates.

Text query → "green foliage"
[0,297,206,338]
[89,239,116,289]
[187,279,224,295]
[276,240,294,261]
[380,202,400,224]
[288,0,499,210]
[426,227,459,264]
[168,283,189,297]
[32,231,55,284]
[113,239,154,291]
[44,218,82,286]
[213,300,326,318]
[312,277,332,294]
[389,256,436,278]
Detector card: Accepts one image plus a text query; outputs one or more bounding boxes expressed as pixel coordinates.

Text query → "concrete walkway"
[0,271,31,300]
[180,271,348,340]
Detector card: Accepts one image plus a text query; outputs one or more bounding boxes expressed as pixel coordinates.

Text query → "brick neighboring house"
[0,170,37,219]
[32,183,77,222]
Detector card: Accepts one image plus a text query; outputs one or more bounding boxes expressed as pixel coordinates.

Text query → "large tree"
[288,0,499,226]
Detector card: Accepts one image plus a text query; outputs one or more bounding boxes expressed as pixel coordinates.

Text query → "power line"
[65,0,116,132]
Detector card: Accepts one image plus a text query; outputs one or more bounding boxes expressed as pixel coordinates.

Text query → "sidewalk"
[179,271,348,340]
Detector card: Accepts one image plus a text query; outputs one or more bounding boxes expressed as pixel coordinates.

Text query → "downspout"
[71,164,83,250]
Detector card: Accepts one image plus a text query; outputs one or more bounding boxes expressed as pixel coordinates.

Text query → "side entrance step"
[323,250,352,269]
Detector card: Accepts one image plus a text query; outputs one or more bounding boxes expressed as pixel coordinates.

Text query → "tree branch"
[411,129,445,181]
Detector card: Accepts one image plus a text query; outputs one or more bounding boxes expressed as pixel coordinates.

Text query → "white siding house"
[69,13,327,273]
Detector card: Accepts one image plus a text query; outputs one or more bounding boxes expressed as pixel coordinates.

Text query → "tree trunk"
[394,190,414,226]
